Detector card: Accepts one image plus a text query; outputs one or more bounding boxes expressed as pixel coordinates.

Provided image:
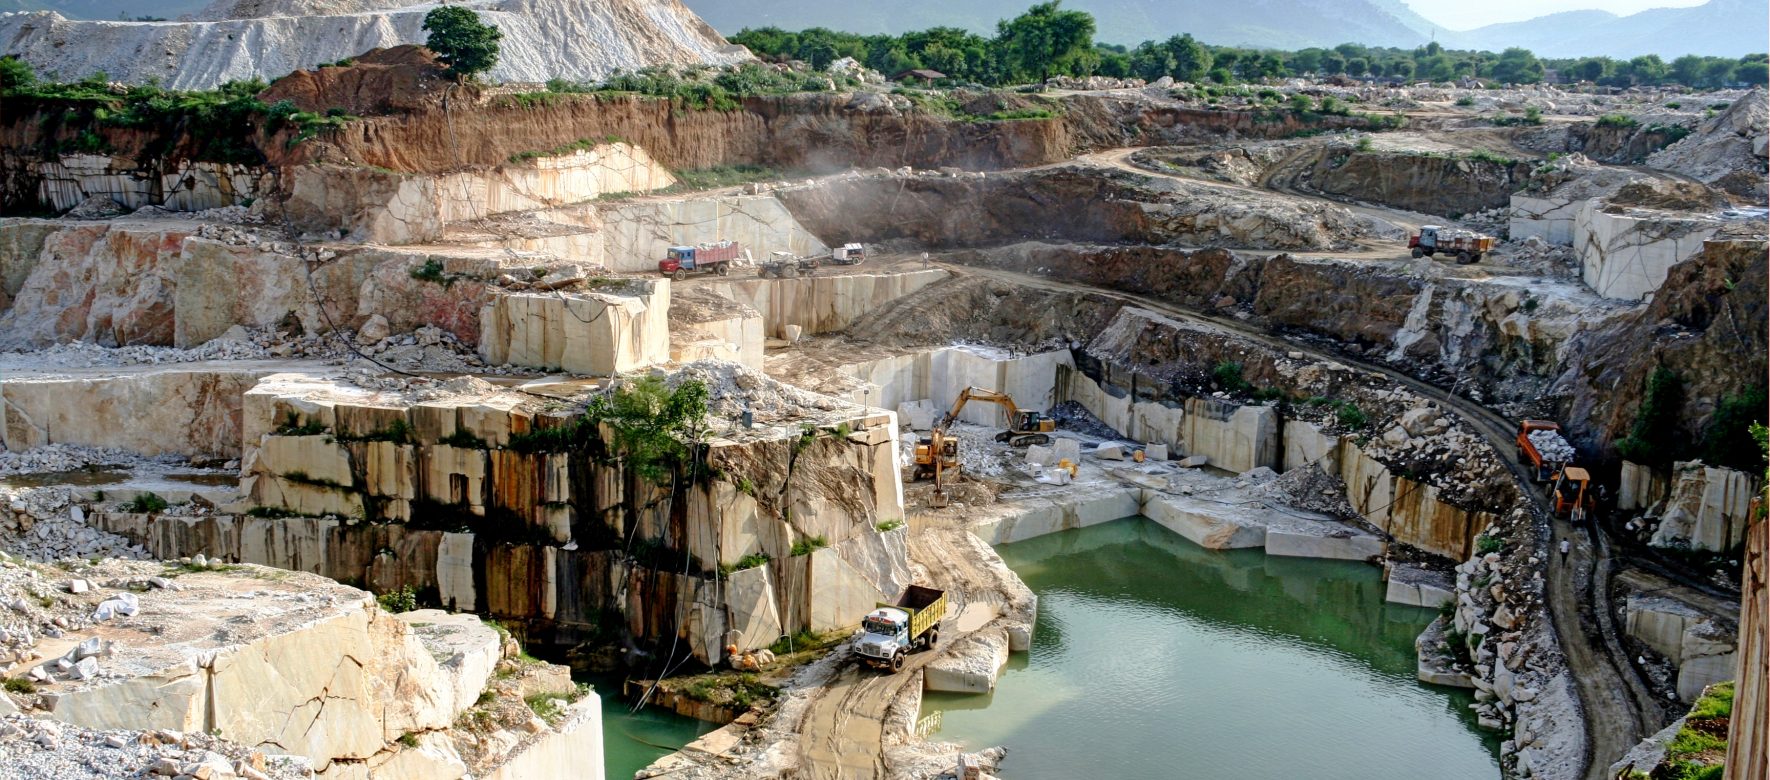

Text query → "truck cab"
[856,608,914,671]
[1415,225,1442,250]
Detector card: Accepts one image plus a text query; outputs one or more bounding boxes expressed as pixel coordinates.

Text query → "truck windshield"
[863,618,898,635]
[668,249,686,260]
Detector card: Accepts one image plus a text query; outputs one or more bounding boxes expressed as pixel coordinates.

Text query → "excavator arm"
[938,387,1022,431]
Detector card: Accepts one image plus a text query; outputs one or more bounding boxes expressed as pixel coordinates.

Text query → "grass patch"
[1596,113,1640,129]
[439,429,488,449]
[659,164,780,194]
[1212,360,1253,394]
[1475,534,1503,555]
[337,419,413,444]
[789,536,827,557]
[1334,402,1368,430]
[3,677,36,694]
[1466,149,1515,167]
[126,492,169,513]
[719,552,771,576]
[875,519,905,532]
[274,411,326,436]
[681,673,777,709]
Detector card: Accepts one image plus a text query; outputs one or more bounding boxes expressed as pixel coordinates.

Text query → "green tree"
[1701,386,1768,471]
[1701,58,1737,88]
[0,55,33,93]
[1616,367,1685,466]
[1389,58,1415,80]
[1490,47,1543,84]
[1737,58,1770,86]
[1572,57,1607,83]
[993,1,1096,84]
[1629,54,1668,85]
[1319,52,1346,75]
[422,6,502,80]
[1162,34,1212,82]
[1669,54,1705,86]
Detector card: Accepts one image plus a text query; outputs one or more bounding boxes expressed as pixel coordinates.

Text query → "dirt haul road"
[945,263,1656,779]
[791,523,1025,779]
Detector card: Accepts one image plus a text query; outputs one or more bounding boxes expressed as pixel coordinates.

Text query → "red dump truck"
[658,241,745,280]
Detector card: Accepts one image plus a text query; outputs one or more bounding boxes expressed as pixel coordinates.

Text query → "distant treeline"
[731,1,1769,89]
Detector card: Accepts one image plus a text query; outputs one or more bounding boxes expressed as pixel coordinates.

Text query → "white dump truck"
[854,585,947,673]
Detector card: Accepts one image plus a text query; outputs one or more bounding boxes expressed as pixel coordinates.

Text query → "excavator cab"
[993,409,1054,447]
[913,433,960,481]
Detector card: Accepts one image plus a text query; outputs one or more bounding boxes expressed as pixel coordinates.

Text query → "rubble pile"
[1249,464,1360,521]
[669,359,855,426]
[0,488,150,563]
[0,715,309,780]
[1525,429,1576,462]
[0,445,142,477]
[1433,506,1584,779]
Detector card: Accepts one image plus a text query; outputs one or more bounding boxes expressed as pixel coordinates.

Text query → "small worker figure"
[1558,538,1571,563]
[921,251,931,267]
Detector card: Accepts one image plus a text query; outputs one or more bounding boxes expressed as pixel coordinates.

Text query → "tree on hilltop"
[422,6,502,81]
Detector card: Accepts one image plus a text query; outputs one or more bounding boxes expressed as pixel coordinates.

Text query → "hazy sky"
[1408,0,1707,29]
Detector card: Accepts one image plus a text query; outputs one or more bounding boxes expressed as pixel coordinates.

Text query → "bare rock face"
[1647,88,1769,200]
[0,0,748,90]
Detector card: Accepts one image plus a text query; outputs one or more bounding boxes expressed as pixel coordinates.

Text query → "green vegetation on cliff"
[0,56,355,163]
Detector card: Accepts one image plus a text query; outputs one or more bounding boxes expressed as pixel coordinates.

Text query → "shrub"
[377,586,419,613]
[126,492,169,513]
[720,553,770,575]
[790,536,828,556]
[1212,361,1253,394]
[1475,535,1503,555]
[1467,149,1515,166]
[1700,386,1767,471]
[1335,402,1368,429]
[3,677,36,694]
[1665,101,1682,109]
[1355,135,1373,152]
[1595,113,1639,129]
[1616,367,1683,465]
[1454,96,1475,107]
[439,429,488,449]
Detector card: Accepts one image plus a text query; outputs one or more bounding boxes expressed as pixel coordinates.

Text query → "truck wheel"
[717,262,730,276]
[1410,247,1423,259]
[925,628,939,650]
[890,651,905,673]
[672,269,686,282]
[1457,251,1473,264]
[784,265,797,279]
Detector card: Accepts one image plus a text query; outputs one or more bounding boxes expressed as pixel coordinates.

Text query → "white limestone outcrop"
[0,0,747,90]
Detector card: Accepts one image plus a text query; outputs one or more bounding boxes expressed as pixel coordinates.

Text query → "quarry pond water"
[924,516,1501,779]
[584,674,714,779]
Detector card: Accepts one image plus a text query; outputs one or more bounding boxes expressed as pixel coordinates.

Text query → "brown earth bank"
[0,61,1409,214]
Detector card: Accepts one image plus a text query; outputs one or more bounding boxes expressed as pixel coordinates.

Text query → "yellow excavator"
[946,386,1055,447]
[911,386,1055,482]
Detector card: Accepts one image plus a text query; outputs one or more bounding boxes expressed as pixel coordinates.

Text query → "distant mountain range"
[4,0,1764,58]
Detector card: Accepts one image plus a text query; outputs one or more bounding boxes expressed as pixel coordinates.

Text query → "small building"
[892,68,946,87]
